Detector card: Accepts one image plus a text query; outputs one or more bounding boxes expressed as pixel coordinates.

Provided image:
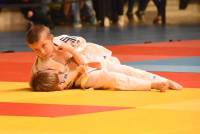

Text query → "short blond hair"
[30,70,60,92]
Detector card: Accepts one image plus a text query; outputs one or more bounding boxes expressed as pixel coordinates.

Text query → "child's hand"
[87,62,102,69]
[67,58,78,70]
[77,65,87,74]
[58,45,85,65]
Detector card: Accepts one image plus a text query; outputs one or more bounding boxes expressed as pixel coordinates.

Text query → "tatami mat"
[0,40,200,134]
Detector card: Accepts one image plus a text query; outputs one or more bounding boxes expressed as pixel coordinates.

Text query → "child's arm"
[59,62,101,90]
[58,65,87,90]
[58,45,102,70]
[58,45,85,65]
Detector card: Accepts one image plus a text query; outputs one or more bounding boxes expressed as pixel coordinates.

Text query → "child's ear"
[28,44,34,50]
[47,34,54,40]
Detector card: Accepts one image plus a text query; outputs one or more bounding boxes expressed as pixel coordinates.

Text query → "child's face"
[44,69,68,90]
[28,32,54,59]
[45,69,68,84]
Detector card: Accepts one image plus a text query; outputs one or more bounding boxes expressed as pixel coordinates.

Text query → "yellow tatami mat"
[0,82,200,134]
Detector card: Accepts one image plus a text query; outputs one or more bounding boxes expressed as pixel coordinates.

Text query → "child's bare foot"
[168,80,183,90]
[151,81,169,92]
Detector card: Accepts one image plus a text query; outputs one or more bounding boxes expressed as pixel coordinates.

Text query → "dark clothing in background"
[20,0,54,28]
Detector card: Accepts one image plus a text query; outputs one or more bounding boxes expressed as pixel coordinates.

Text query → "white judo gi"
[32,34,168,90]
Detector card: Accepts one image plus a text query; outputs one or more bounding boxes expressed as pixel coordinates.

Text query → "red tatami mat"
[107,40,200,55]
[0,102,131,117]
[153,72,200,88]
[112,54,189,62]
[0,52,35,82]
[107,40,200,62]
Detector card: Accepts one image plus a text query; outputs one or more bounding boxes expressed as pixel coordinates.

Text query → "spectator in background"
[71,0,97,28]
[49,0,67,25]
[20,0,54,29]
[0,0,19,12]
[63,0,72,21]
[179,0,189,10]
[135,0,166,24]
[0,0,13,4]
[93,0,113,27]
[111,0,128,27]
[126,0,136,22]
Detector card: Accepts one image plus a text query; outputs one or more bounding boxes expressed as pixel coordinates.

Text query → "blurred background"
[0,0,199,51]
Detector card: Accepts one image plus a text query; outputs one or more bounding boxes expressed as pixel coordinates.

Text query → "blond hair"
[26,24,52,44]
[30,70,60,92]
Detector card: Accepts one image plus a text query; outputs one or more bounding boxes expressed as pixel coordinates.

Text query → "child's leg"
[83,69,153,91]
[168,80,183,90]
[103,61,182,90]
[103,61,167,81]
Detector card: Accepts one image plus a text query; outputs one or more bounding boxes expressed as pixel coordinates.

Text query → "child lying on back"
[30,64,181,92]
